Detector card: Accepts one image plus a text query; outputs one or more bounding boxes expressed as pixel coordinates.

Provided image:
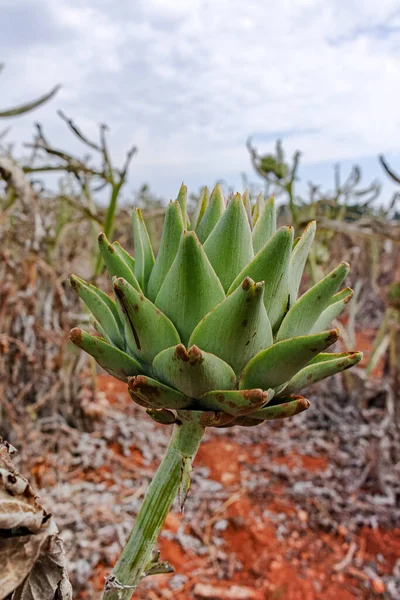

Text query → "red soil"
[84,375,399,600]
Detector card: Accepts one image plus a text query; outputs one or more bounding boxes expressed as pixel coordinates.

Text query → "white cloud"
[1,0,400,199]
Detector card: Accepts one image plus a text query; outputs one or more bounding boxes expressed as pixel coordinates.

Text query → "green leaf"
[112,241,136,273]
[152,344,236,398]
[277,262,350,341]
[288,220,316,306]
[189,277,272,374]
[197,388,274,416]
[147,201,184,302]
[190,186,209,231]
[113,277,181,364]
[310,287,353,334]
[203,193,254,291]
[281,351,363,395]
[239,328,339,390]
[69,328,143,381]
[252,195,276,254]
[70,275,123,348]
[128,375,192,409]
[132,208,155,292]
[155,231,225,345]
[228,226,294,331]
[243,395,310,421]
[195,184,225,243]
[176,182,189,227]
[98,232,141,291]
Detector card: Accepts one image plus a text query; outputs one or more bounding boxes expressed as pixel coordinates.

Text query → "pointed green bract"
[70,274,123,348]
[239,329,339,390]
[252,192,264,226]
[190,186,209,231]
[112,241,136,274]
[147,201,184,302]
[281,351,363,395]
[155,231,225,345]
[252,195,276,254]
[91,317,112,343]
[132,208,155,293]
[310,288,353,334]
[288,220,316,306]
[176,182,188,227]
[241,189,252,223]
[152,344,236,398]
[146,409,177,425]
[195,183,225,243]
[113,277,180,365]
[98,232,141,291]
[69,328,143,382]
[242,396,310,421]
[189,277,272,374]
[204,193,254,291]
[228,226,294,331]
[128,375,192,409]
[277,262,350,341]
[86,280,121,325]
[197,388,274,416]
[329,287,354,304]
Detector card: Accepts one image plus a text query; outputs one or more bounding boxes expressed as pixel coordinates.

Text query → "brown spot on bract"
[329,329,340,343]
[70,328,83,344]
[188,345,204,365]
[216,393,225,402]
[133,304,139,312]
[242,277,251,290]
[175,344,189,362]
[131,376,161,399]
[242,319,248,327]
[113,285,124,299]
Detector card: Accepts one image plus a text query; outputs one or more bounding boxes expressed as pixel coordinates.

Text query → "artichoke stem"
[101,418,205,600]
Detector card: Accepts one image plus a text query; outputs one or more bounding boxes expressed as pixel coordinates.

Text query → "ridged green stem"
[101,418,205,600]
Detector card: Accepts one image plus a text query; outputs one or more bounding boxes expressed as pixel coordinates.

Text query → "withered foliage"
[0,439,72,600]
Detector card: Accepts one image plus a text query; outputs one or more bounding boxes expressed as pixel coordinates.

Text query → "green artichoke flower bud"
[70,185,362,428]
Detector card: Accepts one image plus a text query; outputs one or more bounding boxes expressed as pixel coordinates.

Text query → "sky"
[1,0,400,204]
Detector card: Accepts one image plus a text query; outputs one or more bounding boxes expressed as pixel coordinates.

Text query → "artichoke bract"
[70,184,362,428]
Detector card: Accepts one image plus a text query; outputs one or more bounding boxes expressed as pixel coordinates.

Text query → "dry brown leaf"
[0,440,72,600]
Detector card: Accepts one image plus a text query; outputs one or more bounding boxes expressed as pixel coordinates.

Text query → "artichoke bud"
[70,185,361,427]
